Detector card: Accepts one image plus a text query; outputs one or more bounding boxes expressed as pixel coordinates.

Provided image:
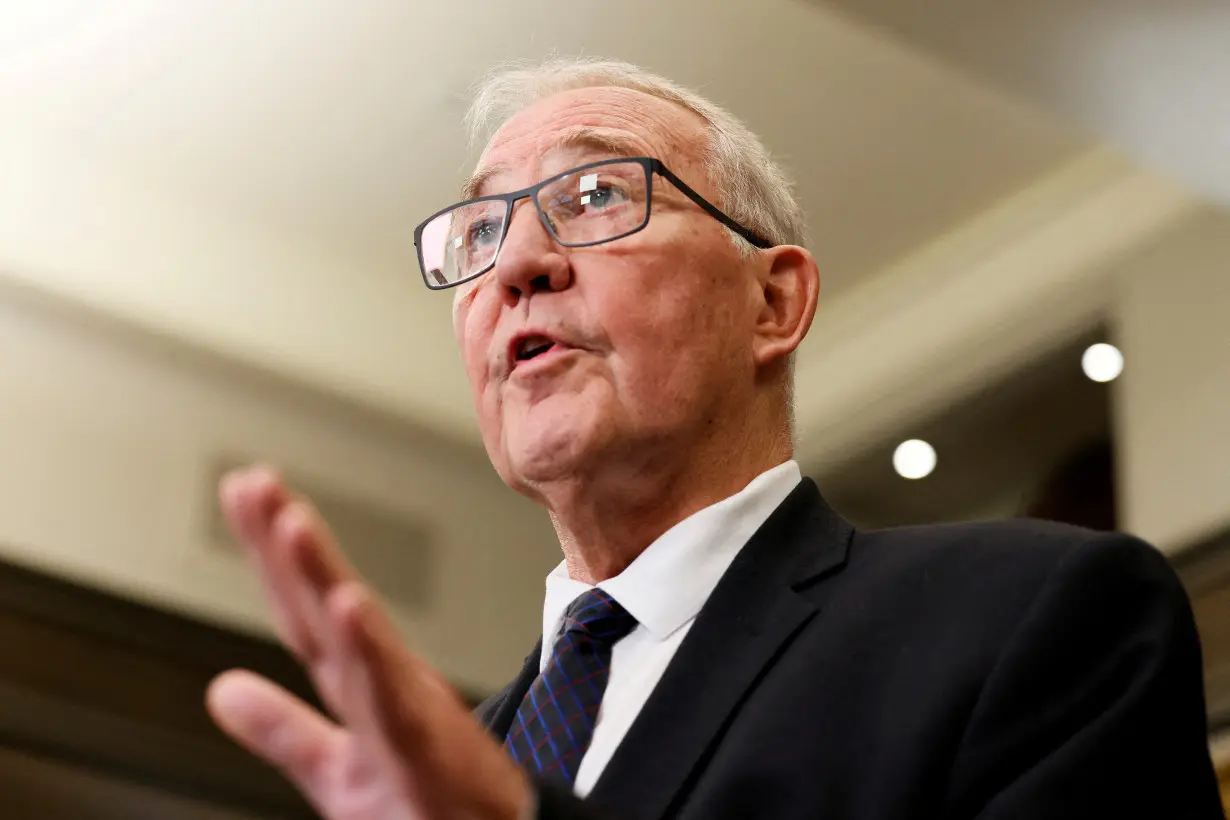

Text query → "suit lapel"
[587,480,852,820]
[479,641,541,740]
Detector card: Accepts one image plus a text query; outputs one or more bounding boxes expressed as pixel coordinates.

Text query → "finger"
[206,668,343,809]
[282,497,359,600]
[221,462,359,663]
[337,584,532,819]
[334,581,451,753]
[269,500,363,706]
[266,499,335,661]
[219,465,291,552]
[219,466,310,650]
[310,582,409,745]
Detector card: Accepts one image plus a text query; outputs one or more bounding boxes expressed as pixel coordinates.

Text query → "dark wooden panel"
[0,552,318,816]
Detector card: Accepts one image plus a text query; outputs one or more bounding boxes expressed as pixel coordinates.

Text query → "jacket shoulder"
[854,517,1161,577]
[838,518,1178,634]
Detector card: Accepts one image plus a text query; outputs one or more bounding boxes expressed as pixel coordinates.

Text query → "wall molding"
[792,147,1200,476]
[0,270,491,472]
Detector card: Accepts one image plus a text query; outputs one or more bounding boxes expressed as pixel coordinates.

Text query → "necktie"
[504,588,638,787]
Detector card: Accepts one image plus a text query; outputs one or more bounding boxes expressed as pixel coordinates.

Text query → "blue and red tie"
[504,588,638,787]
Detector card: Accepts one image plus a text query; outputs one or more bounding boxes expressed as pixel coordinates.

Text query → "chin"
[507,432,590,486]
[502,409,604,487]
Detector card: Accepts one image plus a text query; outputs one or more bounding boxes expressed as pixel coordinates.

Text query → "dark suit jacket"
[478,479,1223,819]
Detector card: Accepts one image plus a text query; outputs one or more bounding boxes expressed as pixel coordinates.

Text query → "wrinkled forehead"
[464,86,709,200]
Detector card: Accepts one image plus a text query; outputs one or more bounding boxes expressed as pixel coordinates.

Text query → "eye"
[549,181,631,218]
[464,217,501,251]
[582,183,629,211]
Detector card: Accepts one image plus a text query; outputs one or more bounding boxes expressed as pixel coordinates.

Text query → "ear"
[751,244,820,368]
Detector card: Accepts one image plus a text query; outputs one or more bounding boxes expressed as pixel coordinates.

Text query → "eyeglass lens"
[418,160,650,287]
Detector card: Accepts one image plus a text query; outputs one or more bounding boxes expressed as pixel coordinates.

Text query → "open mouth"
[514,336,557,364]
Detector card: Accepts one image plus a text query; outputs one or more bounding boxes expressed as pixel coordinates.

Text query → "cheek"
[611,248,735,343]
[454,301,498,402]
[600,256,747,405]
[458,321,509,458]
[603,298,716,410]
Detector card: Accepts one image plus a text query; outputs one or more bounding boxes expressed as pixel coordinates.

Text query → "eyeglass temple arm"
[651,161,775,249]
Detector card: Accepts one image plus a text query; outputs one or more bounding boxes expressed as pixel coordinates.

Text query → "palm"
[306,651,423,820]
[312,734,417,820]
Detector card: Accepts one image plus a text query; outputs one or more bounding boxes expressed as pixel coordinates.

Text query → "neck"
[543,412,793,584]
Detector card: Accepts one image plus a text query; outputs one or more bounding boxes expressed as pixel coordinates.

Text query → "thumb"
[207,669,342,797]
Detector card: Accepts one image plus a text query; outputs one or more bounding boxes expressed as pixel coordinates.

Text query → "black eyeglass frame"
[413,156,775,291]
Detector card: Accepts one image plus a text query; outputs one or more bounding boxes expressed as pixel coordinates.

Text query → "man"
[207,59,1223,819]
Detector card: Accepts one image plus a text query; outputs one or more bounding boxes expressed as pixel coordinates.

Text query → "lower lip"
[510,345,579,378]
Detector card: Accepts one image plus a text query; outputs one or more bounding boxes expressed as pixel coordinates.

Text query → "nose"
[493,199,572,301]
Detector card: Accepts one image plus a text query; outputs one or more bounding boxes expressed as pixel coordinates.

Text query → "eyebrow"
[460,128,647,200]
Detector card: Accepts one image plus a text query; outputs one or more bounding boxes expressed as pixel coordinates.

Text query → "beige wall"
[0,281,557,694]
[1114,209,1230,551]
[0,129,476,444]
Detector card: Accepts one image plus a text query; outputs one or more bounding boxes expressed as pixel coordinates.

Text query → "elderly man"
[208,59,1222,819]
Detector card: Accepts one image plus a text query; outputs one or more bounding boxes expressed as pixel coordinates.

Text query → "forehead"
[467,86,708,198]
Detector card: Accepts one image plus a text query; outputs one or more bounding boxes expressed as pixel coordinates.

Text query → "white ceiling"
[0,0,1105,442]
[0,0,1084,289]
[814,0,1230,210]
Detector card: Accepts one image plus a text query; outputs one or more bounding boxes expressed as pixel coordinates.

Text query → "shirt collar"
[541,460,802,665]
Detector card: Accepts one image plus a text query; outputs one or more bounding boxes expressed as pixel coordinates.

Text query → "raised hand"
[207,466,531,820]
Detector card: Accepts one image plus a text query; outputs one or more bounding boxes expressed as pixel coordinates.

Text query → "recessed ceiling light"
[893,439,936,480]
[1082,343,1124,383]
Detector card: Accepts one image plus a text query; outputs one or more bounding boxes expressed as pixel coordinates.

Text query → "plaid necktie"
[504,588,638,787]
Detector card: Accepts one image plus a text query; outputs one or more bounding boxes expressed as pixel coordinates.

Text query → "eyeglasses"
[413,156,774,290]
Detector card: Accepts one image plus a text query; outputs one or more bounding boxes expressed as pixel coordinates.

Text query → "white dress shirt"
[538,460,803,797]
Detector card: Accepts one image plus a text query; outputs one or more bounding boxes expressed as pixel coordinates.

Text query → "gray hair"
[464,57,808,252]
